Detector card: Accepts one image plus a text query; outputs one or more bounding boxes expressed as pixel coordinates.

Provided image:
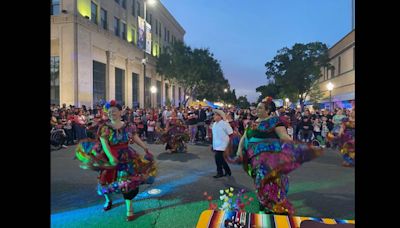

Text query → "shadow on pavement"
[290,191,355,219]
[157,152,200,162]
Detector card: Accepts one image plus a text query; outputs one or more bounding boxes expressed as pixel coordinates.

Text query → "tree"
[237,96,250,109]
[225,89,238,106]
[157,41,193,106]
[308,83,324,110]
[157,41,230,106]
[256,82,282,102]
[264,42,330,111]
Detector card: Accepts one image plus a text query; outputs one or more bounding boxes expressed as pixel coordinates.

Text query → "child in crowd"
[147,116,156,144]
[321,116,330,148]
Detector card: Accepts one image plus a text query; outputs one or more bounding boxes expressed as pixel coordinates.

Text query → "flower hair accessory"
[262,96,273,104]
[103,100,117,113]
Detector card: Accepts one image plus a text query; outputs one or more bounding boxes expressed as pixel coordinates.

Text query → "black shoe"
[213,174,224,178]
[259,203,265,212]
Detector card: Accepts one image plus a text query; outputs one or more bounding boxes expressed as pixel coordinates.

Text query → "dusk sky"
[161,0,353,102]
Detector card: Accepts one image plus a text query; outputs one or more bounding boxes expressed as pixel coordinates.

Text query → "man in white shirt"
[211,109,233,178]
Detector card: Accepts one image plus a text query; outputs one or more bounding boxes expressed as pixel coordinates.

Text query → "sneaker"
[62,145,68,148]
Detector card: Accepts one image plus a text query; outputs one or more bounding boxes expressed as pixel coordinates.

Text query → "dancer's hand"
[109,157,119,166]
[224,152,242,164]
[145,148,154,161]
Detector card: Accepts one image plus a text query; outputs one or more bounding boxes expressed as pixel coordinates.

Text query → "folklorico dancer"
[225,96,323,215]
[75,100,156,222]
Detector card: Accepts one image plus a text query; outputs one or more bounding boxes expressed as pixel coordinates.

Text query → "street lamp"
[224,88,228,93]
[150,86,157,94]
[142,0,157,108]
[327,82,334,111]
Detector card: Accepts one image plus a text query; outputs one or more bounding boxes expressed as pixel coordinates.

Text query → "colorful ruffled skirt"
[243,138,322,215]
[160,125,189,152]
[75,140,157,195]
[338,129,355,166]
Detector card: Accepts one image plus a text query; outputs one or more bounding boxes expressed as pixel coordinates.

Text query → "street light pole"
[327,82,334,112]
[142,0,156,108]
[143,1,147,108]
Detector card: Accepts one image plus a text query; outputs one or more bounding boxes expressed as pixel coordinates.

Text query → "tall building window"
[114,17,120,37]
[149,14,152,26]
[51,0,60,16]
[172,85,176,103]
[131,28,136,44]
[159,21,161,38]
[50,56,60,105]
[167,30,170,42]
[338,56,341,75]
[164,27,167,41]
[144,77,151,108]
[100,8,107,29]
[330,67,335,78]
[132,0,136,16]
[165,84,169,102]
[91,1,98,24]
[93,61,106,105]
[156,81,161,107]
[137,2,141,17]
[122,22,127,40]
[115,68,125,105]
[155,19,158,35]
[122,0,126,9]
[178,87,182,103]
[132,73,139,107]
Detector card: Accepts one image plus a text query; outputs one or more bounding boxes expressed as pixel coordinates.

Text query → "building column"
[160,75,164,107]
[59,23,76,106]
[139,62,145,109]
[106,51,116,101]
[76,25,92,108]
[169,83,173,107]
[125,58,131,107]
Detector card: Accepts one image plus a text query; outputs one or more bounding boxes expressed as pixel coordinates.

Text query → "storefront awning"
[319,92,355,103]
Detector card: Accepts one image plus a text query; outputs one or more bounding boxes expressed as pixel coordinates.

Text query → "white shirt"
[212,120,233,151]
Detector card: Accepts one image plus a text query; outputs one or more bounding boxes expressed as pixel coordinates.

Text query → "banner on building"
[145,22,152,54]
[137,16,152,54]
[138,16,145,50]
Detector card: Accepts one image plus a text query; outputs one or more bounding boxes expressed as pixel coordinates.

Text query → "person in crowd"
[211,109,233,178]
[147,115,156,144]
[337,109,355,167]
[161,111,189,153]
[187,108,198,144]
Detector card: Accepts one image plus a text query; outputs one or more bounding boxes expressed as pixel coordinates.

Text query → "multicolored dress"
[241,116,322,215]
[338,118,355,166]
[226,120,242,159]
[75,121,156,196]
[160,118,189,152]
